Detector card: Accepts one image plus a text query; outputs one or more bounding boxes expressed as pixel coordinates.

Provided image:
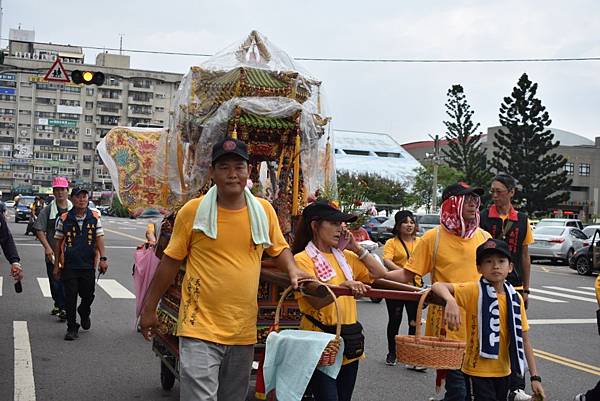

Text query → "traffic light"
[71,70,105,86]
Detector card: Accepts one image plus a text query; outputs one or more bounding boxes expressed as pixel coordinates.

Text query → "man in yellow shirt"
[139,137,308,401]
[480,174,534,401]
[432,239,544,401]
[389,182,490,401]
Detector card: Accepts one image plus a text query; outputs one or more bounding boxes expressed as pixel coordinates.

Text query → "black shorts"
[465,374,510,401]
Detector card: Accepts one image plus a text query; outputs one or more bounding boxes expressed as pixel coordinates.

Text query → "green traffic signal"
[71,70,105,86]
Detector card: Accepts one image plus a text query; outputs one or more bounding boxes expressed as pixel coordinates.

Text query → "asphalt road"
[1,212,598,401]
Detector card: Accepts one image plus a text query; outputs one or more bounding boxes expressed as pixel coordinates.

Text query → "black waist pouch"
[305,315,365,359]
[596,309,600,336]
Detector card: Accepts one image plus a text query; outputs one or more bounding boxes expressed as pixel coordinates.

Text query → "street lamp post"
[425,134,441,213]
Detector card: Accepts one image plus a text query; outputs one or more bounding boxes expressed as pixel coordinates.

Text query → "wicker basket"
[273,278,341,367]
[395,289,466,370]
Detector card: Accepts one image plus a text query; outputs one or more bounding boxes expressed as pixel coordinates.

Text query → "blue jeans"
[46,260,65,309]
[309,361,359,401]
[443,369,468,401]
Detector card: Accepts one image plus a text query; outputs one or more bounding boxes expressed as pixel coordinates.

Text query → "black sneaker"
[64,330,78,341]
[81,315,91,330]
[51,307,60,316]
[385,353,397,366]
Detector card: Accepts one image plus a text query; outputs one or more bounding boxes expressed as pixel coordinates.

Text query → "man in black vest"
[53,187,108,341]
[480,173,534,401]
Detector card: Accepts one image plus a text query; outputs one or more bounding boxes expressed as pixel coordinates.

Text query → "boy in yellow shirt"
[432,239,545,401]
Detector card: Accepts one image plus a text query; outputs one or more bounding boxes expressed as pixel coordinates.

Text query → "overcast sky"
[6,0,600,144]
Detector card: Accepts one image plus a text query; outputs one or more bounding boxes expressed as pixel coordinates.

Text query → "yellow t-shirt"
[164,196,289,345]
[383,236,423,287]
[595,275,600,305]
[294,249,373,364]
[405,226,491,340]
[452,281,529,377]
[498,214,534,246]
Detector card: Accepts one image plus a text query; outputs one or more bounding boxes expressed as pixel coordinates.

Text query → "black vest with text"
[60,208,99,270]
[480,206,528,287]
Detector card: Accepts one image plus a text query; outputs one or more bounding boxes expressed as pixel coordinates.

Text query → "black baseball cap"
[441,182,484,203]
[476,239,512,265]
[211,137,249,163]
[71,187,89,197]
[302,200,358,223]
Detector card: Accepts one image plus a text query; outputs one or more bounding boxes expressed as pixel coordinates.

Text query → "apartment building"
[402,126,600,220]
[0,28,182,195]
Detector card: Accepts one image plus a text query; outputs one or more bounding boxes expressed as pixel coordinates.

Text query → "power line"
[2,38,600,63]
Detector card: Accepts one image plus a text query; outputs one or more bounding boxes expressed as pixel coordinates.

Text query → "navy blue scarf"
[478,278,526,376]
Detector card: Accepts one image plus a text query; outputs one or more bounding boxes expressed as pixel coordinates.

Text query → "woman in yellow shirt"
[382,210,423,368]
[291,200,387,401]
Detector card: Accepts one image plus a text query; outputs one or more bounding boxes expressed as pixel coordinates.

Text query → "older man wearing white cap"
[34,176,72,320]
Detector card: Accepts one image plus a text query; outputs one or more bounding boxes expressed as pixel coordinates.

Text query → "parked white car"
[529,226,589,264]
[582,225,600,239]
[534,218,584,230]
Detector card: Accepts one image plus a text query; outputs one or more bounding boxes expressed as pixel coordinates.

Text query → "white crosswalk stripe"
[36,278,52,298]
[578,286,595,291]
[96,279,136,299]
[530,288,597,303]
[0,276,3,296]
[543,286,596,296]
[528,294,567,303]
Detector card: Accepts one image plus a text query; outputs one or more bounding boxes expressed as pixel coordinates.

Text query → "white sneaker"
[573,394,585,401]
[511,389,533,401]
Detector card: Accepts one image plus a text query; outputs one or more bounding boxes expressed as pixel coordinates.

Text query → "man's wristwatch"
[99,256,108,262]
[530,375,542,382]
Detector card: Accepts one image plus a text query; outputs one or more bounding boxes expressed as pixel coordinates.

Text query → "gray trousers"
[179,337,254,401]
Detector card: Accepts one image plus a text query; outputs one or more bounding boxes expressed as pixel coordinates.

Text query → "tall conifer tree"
[442,85,493,191]
[492,73,571,215]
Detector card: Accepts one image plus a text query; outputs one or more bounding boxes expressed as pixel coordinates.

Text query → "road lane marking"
[36,278,51,298]
[578,286,595,290]
[528,294,567,303]
[543,286,596,297]
[14,243,135,249]
[0,276,3,296]
[533,348,600,376]
[530,288,597,303]
[97,279,136,299]
[528,318,596,325]
[540,266,549,272]
[14,321,36,401]
[103,228,145,242]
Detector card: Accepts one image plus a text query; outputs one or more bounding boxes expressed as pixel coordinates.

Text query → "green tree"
[410,163,462,212]
[336,171,412,207]
[111,195,131,218]
[492,73,572,215]
[441,84,493,192]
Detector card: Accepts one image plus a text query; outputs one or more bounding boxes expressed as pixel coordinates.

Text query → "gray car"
[529,226,589,264]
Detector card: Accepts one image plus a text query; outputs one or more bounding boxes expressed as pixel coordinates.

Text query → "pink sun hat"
[51,176,69,188]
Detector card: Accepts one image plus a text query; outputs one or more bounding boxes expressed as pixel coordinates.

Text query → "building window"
[83,142,93,150]
[85,102,94,110]
[83,155,92,162]
[564,162,574,176]
[579,163,591,176]
[85,115,93,123]
[85,127,92,136]
[86,88,94,96]
[82,169,91,176]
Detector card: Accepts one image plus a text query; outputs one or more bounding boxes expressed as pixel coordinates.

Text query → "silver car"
[529,226,589,263]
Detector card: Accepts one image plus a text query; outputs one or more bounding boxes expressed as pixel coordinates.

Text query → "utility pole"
[426,134,441,212]
[119,34,124,55]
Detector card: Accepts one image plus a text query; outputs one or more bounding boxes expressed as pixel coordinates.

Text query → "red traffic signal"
[71,70,105,86]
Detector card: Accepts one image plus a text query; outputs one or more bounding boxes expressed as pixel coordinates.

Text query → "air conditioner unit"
[53,139,60,146]
[24,52,31,59]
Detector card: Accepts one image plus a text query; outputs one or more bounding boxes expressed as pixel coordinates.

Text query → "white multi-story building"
[0,28,182,195]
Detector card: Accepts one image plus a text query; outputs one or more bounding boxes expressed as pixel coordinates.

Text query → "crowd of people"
[1,136,597,401]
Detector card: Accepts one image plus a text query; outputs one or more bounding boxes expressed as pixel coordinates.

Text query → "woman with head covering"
[388,182,491,401]
[381,210,424,369]
[291,200,388,401]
